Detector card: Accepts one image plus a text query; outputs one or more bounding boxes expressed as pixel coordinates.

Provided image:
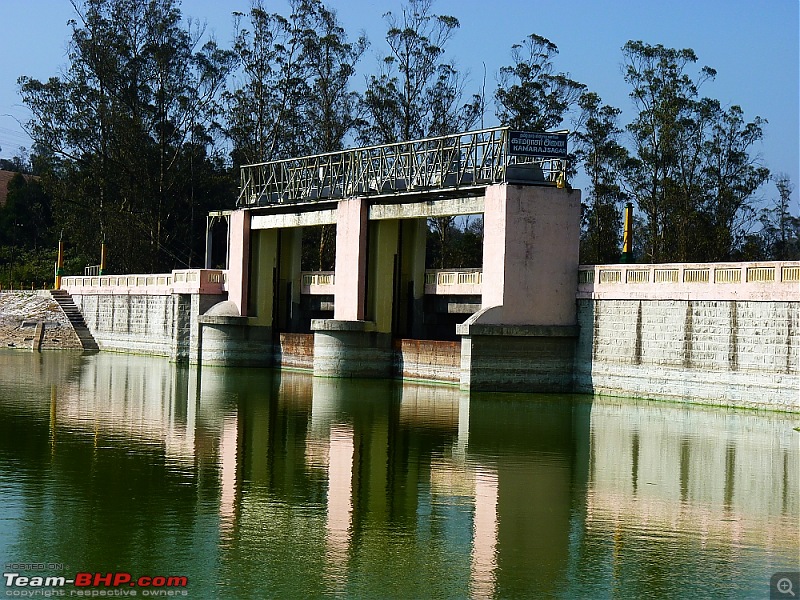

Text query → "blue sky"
[1,0,797,209]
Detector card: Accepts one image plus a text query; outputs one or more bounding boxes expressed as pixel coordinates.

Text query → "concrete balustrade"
[578,261,800,301]
[423,269,483,295]
[299,269,484,296]
[300,271,335,295]
[62,269,227,296]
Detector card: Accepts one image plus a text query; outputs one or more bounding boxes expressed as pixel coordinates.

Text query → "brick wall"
[275,333,314,370]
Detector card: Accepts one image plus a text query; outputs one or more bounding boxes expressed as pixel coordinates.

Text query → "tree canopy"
[1,0,793,288]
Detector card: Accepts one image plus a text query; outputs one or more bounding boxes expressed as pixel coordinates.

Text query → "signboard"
[509,131,568,158]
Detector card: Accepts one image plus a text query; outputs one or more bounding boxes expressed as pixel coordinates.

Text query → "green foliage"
[225,0,365,165]
[0,173,54,251]
[621,41,769,262]
[18,0,236,273]
[574,92,630,264]
[495,34,585,131]
[753,174,800,260]
[360,0,482,144]
[426,216,482,269]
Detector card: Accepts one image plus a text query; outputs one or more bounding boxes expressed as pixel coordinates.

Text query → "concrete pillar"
[333,197,368,321]
[204,216,214,269]
[313,197,393,378]
[458,184,581,392]
[228,210,251,317]
[480,184,580,325]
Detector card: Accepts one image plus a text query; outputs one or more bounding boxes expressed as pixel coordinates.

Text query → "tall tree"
[622,41,714,262]
[757,174,800,260]
[225,1,307,166]
[360,0,481,144]
[574,92,630,263]
[19,0,234,272]
[300,3,367,154]
[495,33,585,131]
[622,41,768,262]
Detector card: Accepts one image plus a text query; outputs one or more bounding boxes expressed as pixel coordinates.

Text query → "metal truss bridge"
[237,126,567,207]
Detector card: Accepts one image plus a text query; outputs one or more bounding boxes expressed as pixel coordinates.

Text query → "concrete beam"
[369,195,484,220]
[251,207,337,229]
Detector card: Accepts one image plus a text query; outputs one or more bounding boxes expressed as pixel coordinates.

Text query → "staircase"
[50,290,99,351]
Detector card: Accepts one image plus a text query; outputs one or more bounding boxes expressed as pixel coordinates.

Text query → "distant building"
[0,170,36,208]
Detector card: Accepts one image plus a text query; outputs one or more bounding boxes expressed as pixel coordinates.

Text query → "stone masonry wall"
[575,299,800,411]
[394,339,460,383]
[74,293,177,357]
[73,293,227,363]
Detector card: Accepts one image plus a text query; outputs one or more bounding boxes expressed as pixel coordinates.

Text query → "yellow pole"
[621,203,633,263]
[55,233,64,290]
[99,239,107,276]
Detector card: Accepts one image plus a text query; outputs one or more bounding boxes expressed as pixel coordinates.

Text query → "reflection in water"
[470,468,498,599]
[325,425,354,590]
[0,351,797,598]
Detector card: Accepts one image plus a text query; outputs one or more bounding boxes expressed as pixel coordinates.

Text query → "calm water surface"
[0,351,797,599]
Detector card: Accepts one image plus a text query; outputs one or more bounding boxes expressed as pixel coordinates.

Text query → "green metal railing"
[237,126,567,206]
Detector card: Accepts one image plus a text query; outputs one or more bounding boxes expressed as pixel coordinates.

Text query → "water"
[0,351,797,599]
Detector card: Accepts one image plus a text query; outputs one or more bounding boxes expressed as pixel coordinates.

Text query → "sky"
[0,0,797,210]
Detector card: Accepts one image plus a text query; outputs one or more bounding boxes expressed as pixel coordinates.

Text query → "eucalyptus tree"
[757,174,799,260]
[225,1,306,166]
[19,0,234,272]
[573,92,630,263]
[360,0,481,144]
[494,33,585,132]
[301,3,367,154]
[622,41,768,262]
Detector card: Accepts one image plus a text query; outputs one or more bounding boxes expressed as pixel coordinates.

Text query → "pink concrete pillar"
[227,209,251,317]
[333,197,368,321]
[481,184,581,325]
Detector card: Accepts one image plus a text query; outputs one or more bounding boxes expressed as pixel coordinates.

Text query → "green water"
[0,351,797,599]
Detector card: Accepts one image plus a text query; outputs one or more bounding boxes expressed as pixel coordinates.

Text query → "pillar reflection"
[469,467,498,599]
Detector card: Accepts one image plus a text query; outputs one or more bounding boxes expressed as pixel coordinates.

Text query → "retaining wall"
[275,333,315,370]
[575,299,800,410]
[72,293,226,362]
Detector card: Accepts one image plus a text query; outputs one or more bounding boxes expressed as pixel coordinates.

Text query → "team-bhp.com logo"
[4,571,189,597]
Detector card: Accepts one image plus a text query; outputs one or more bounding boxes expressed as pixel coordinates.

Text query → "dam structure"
[61,127,800,411]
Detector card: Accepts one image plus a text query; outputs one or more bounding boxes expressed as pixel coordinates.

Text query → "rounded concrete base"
[198,318,272,367]
[312,327,392,378]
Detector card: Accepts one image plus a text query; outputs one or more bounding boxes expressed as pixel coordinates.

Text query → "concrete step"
[49,290,98,352]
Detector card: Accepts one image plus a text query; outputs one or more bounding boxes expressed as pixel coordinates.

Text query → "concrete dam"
[59,127,799,412]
